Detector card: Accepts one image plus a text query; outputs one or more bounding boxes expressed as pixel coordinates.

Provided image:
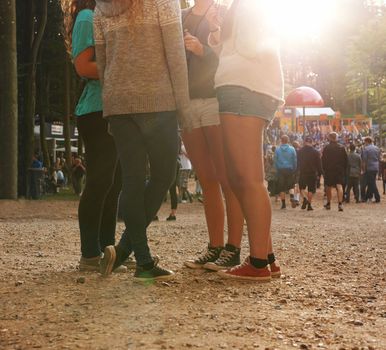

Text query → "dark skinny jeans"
[77,112,121,258]
[365,170,380,202]
[346,176,359,202]
[109,112,178,266]
[169,163,180,211]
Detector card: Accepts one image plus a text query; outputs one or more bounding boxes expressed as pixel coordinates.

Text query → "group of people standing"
[62,0,284,282]
[265,132,384,212]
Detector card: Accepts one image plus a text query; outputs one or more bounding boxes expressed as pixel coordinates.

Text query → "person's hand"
[184,32,204,57]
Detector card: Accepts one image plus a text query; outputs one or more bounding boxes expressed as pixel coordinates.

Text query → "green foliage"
[346,15,386,125]
[37,0,80,123]
[282,0,374,113]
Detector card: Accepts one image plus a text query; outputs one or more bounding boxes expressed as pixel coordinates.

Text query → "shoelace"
[216,250,236,264]
[197,248,218,263]
[229,258,249,272]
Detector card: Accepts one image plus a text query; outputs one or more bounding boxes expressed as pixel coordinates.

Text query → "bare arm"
[74,47,98,80]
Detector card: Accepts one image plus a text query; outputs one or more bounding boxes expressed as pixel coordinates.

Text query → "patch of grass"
[42,187,79,201]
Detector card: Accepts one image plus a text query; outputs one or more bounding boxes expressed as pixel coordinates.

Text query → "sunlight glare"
[275,0,338,40]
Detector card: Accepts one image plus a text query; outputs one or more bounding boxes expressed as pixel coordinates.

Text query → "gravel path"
[0,194,385,350]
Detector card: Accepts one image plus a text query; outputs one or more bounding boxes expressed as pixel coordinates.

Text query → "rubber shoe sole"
[113,265,128,273]
[79,264,99,272]
[133,272,175,282]
[100,246,116,277]
[203,262,229,271]
[184,261,206,269]
[218,269,271,282]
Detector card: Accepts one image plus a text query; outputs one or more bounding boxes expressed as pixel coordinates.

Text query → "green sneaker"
[134,256,175,282]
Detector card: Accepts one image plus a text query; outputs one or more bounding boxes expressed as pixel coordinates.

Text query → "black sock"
[249,256,268,269]
[267,253,275,264]
[281,199,285,205]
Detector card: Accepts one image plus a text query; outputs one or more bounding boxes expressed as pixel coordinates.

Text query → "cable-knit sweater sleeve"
[93,8,106,88]
[157,0,191,128]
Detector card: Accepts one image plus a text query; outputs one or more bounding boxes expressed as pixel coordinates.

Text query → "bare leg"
[182,128,225,247]
[201,126,244,248]
[326,186,332,203]
[337,184,344,203]
[220,114,273,259]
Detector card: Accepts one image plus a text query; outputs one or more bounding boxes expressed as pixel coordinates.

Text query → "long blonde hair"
[61,0,96,54]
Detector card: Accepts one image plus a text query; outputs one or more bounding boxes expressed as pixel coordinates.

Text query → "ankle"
[249,256,268,269]
[267,253,276,264]
[225,243,240,251]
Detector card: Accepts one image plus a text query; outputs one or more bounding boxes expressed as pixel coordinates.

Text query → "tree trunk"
[24,0,48,193]
[376,84,384,146]
[63,57,73,181]
[37,66,52,172]
[0,0,18,199]
[77,135,84,157]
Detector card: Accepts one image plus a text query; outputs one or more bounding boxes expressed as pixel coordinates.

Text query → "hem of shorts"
[187,120,221,131]
[219,111,272,122]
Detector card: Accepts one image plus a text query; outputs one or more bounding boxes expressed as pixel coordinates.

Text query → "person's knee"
[196,174,219,192]
[228,174,263,196]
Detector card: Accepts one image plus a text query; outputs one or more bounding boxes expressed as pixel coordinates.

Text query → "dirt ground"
[0,190,385,350]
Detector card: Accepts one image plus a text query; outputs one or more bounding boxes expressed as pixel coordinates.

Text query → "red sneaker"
[269,261,281,278]
[217,258,271,282]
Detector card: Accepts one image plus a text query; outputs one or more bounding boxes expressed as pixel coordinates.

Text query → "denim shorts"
[217,86,280,123]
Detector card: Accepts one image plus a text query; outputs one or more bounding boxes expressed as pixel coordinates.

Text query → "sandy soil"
[0,191,385,350]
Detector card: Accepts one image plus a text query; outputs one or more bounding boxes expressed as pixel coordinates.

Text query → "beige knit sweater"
[94,0,191,123]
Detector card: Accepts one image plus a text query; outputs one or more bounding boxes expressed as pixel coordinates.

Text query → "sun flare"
[275,0,338,40]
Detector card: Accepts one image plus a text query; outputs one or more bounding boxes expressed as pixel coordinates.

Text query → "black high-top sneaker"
[184,245,223,269]
[204,244,241,271]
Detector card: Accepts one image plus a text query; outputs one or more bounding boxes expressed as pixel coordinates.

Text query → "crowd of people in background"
[264,130,385,212]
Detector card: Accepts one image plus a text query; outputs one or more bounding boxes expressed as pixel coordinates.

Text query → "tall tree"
[63,57,74,178]
[0,0,18,199]
[21,0,48,194]
[346,15,386,145]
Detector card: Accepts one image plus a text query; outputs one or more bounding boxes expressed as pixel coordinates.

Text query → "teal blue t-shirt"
[72,9,103,117]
